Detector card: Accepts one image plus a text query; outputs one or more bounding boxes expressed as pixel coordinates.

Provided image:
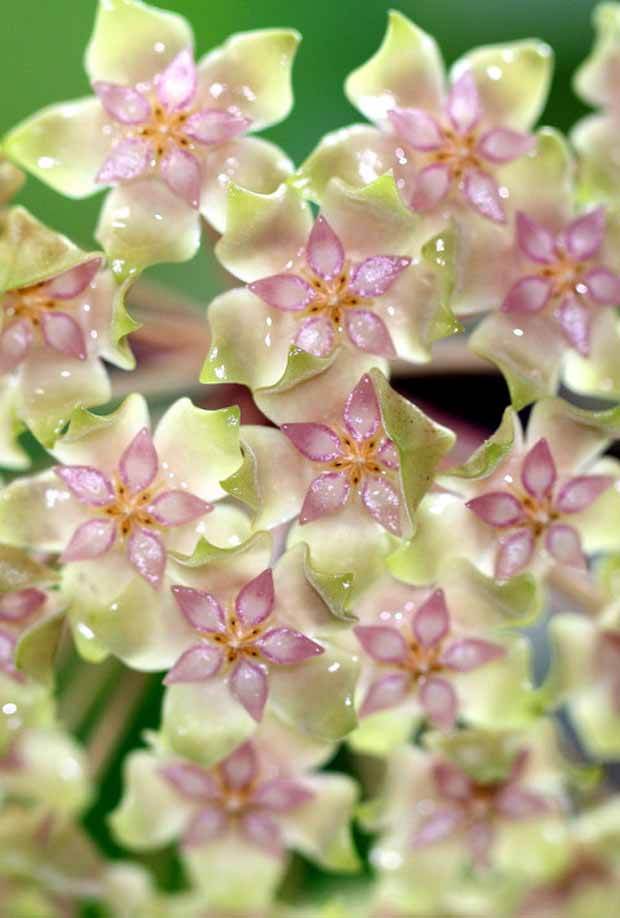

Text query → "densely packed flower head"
[1,1,620,913]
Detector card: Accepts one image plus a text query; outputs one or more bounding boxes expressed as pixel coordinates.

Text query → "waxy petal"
[388,108,443,150]
[419,676,458,729]
[441,639,505,672]
[496,787,549,820]
[92,80,151,124]
[61,518,116,562]
[432,762,472,801]
[183,805,228,847]
[554,475,614,514]
[0,320,32,373]
[171,586,226,633]
[280,423,343,462]
[361,474,401,535]
[219,742,258,791]
[306,215,345,279]
[147,490,211,526]
[515,212,556,263]
[555,295,592,356]
[411,162,451,212]
[229,658,268,721]
[349,255,412,297]
[119,427,158,494]
[545,523,586,568]
[377,438,399,469]
[156,48,197,111]
[40,311,87,360]
[40,258,102,300]
[54,465,115,506]
[184,108,251,145]
[463,169,505,223]
[240,811,282,854]
[0,630,21,681]
[293,315,336,357]
[360,673,410,716]
[446,71,481,133]
[412,807,463,847]
[0,588,46,623]
[501,276,552,314]
[249,274,315,312]
[584,267,620,305]
[252,779,313,812]
[96,137,151,184]
[565,207,605,261]
[412,589,450,648]
[495,528,535,579]
[521,438,557,499]
[161,762,218,800]
[160,146,202,209]
[343,373,381,441]
[477,128,535,163]
[235,569,274,628]
[300,473,350,524]
[257,627,324,664]
[344,309,397,357]
[164,644,223,684]
[354,625,409,663]
[466,492,525,528]
[127,526,166,588]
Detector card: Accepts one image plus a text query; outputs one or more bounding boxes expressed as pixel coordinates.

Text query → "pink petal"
[54,465,115,506]
[350,255,411,297]
[466,492,525,528]
[411,162,451,212]
[293,315,336,357]
[554,475,614,514]
[521,438,557,500]
[412,589,450,648]
[0,588,46,623]
[171,586,226,633]
[515,212,556,263]
[92,81,151,124]
[432,762,472,801]
[280,423,343,461]
[306,215,345,280]
[0,320,32,373]
[584,267,620,305]
[219,742,258,790]
[359,673,411,716]
[343,373,381,441]
[477,129,535,163]
[496,787,549,820]
[183,805,228,847]
[252,779,314,812]
[0,630,22,682]
[96,137,151,184]
[463,169,505,223]
[256,627,324,664]
[446,71,481,133]
[147,490,211,527]
[160,762,218,800]
[160,146,202,209]
[119,427,158,494]
[61,519,117,562]
[127,526,167,589]
[344,309,397,357]
[467,820,495,869]
[419,676,458,730]
[299,472,350,524]
[412,807,463,847]
[565,207,605,261]
[545,523,586,568]
[235,569,274,628]
[184,108,251,144]
[40,258,102,300]
[377,438,399,469]
[164,644,223,684]
[388,108,443,150]
[249,274,315,312]
[555,295,592,356]
[40,311,87,360]
[495,528,535,579]
[229,659,268,722]
[354,625,409,663]
[501,276,552,314]
[361,474,401,535]
[156,48,197,111]
[240,811,282,855]
[441,638,505,672]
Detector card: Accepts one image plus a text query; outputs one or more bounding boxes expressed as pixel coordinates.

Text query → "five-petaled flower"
[0,587,47,682]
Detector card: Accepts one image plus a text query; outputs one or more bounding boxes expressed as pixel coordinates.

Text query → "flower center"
[205,608,266,666]
[134,102,193,160]
[431,127,483,178]
[539,256,589,304]
[100,478,162,538]
[2,284,60,328]
[328,431,387,487]
[302,265,369,329]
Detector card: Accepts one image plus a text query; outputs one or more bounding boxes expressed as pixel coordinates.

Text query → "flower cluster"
[1,1,620,914]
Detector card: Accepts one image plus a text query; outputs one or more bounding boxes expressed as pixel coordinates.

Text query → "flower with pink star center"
[466,437,614,579]
[282,374,402,535]
[502,208,620,355]
[411,751,550,868]
[93,49,252,209]
[249,215,410,358]
[388,71,535,223]
[161,741,313,854]
[0,258,102,374]
[165,569,324,722]
[54,427,211,589]
[0,587,47,683]
[354,588,505,729]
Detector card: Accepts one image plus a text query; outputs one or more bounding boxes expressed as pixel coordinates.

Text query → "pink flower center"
[505,483,558,538]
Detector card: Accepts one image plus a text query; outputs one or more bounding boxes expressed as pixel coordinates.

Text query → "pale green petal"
[445,406,518,481]
[573,2,620,109]
[16,612,65,687]
[173,531,272,595]
[563,309,620,401]
[0,673,54,757]
[182,835,283,909]
[547,613,597,702]
[0,378,28,469]
[571,683,620,759]
[0,469,86,550]
[527,396,620,472]
[572,457,620,555]
[441,558,542,629]
[0,545,57,591]
[572,114,620,204]
[347,704,418,757]
[501,128,576,225]
[93,272,139,371]
[283,772,360,872]
[0,157,24,206]
[494,816,569,881]
[456,637,538,729]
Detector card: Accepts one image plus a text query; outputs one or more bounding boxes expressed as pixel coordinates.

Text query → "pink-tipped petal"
[54,465,115,506]
[432,762,472,801]
[0,588,46,623]
[119,427,158,494]
[252,779,314,812]
[350,255,411,297]
[249,274,315,312]
[441,639,505,672]
[419,676,458,730]
[555,295,592,356]
[344,309,397,357]
[412,808,463,847]
[156,48,197,111]
[412,589,450,648]
[545,523,586,569]
[235,569,274,628]
[411,162,451,212]
[293,315,336,357]
[219,742,258,790]
[184,108,251,144]
[466,492,525,528]
[61,519,116,562]
[92,81,151,124]
[229,659,268,722]
[299,473,350,524]
[495,528,535,580]
[183,805,228,847]
[240,811,282,855]
[164,644,223,685]
[256,628,324,665]
[584,267,620,305]
[40,258,102,300]
[306,215,345,279]
[477,129,535,163]
[96,137,151,184]
[127,527,166,589]
[160,146,201,209]
[359,673,411,717]
[0,320,32,373]
[377,438,399,469]
[160,763,218,800]
[565,207,605,261]
[463,169,505,223]
[171,586,225,633]
[40,311,87,360]
[354,625,409,663]
[343,373,381,441]
[147,490,211,527]
[515,212,556,263]
[280,423,343,462]
[388,108,443,149]
[446,71,481,133]
[361,475,401,535]
[554,475,614,514]
[496,787,549,820]
[501,276,552,314]
[521,438,557,500]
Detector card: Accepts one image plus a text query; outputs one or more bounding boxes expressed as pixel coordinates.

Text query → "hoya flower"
[298,11,551,224]
[4,0,299,273]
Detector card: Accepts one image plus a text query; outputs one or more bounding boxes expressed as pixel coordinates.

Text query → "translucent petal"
[164,644,223,684]
[521,438,557,499]
[127,526,166,588]
[119,427,158,494]
[235,569,274,628]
